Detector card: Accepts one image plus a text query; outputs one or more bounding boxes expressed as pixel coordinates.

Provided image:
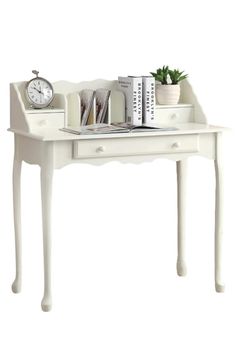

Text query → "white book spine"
[142,77,156,124]
[118,77,142,125]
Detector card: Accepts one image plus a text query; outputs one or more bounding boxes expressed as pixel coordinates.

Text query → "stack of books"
[118,76,156,126]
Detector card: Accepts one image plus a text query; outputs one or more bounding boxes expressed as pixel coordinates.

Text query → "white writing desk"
[9,79,226,311]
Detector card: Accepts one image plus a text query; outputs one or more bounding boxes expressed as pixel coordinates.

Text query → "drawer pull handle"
[171,113,179,120]
[96,146,105,153]
[172,142,181,149]
[39,119,47,127]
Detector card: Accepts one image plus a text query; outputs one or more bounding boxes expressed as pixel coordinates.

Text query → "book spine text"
[142,77,156,124]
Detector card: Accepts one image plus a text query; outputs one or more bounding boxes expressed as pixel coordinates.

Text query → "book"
[80,89,95,126]
[142,76,156,124]
[60,123,177,135]
[95,89,111,124]
[118,76,142,125]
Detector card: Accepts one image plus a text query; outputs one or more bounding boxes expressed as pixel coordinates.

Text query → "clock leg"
[176,160,187,276]
[12,157,22,294]
[40,145,54,312]
[214,133,225,292]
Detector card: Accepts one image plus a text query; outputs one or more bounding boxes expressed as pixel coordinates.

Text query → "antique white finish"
[12,137,22,294]
[214,132,224,292]
[176,160,187,276]
[9,79,226,311]
[155,105,194,125]
[73,134,199,159]
[40,143,53,312]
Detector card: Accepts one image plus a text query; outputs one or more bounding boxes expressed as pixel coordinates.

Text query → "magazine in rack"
[95,89,110,124]
[80,89,95,126]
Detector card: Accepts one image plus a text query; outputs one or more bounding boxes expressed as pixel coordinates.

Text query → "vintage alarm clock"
[25,70,54,108]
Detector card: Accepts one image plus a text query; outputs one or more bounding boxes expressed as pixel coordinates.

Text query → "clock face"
[26,78,54,108]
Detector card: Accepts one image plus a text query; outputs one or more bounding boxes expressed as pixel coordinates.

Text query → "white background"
[0,0,236,353]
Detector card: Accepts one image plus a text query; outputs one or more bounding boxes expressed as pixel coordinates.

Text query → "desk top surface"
[8,123,227,142]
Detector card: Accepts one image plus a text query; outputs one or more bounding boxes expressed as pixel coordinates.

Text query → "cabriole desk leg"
[40,144,54,311]
[176,159,187,277]
[12,157,22,294]
[214,133,225,292]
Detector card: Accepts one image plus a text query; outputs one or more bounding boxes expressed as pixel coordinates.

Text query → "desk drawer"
[73,134,199,159]
[156,107,194,124]
[28,113,65,130]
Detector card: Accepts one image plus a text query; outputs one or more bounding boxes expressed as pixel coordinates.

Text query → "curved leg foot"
[12,277,21,293]
[41,295,52,312]
[177,259,187,277]
[215,283,225,293]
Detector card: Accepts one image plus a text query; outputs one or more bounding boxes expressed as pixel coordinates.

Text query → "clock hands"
[33,87,40,93]
[33,87,43,95]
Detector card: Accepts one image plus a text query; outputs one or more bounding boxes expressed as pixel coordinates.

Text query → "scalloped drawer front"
[73,134,199,159]
[156,107,194,124]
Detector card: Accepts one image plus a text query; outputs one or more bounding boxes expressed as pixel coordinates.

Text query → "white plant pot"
[156,84,180,105]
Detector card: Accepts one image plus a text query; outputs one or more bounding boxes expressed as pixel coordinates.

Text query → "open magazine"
[112,122,177,132]
[61,123,177,135]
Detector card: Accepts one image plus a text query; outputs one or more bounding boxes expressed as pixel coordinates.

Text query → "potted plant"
[150,66,188,105]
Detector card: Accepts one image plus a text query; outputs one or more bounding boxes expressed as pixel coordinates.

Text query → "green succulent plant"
[168,69,188,84]
[150,65,170,85]
[150,66,188,85]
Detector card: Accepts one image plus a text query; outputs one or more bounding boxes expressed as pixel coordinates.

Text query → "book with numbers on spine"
[118,76,142,125]
[142,76,156,124]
